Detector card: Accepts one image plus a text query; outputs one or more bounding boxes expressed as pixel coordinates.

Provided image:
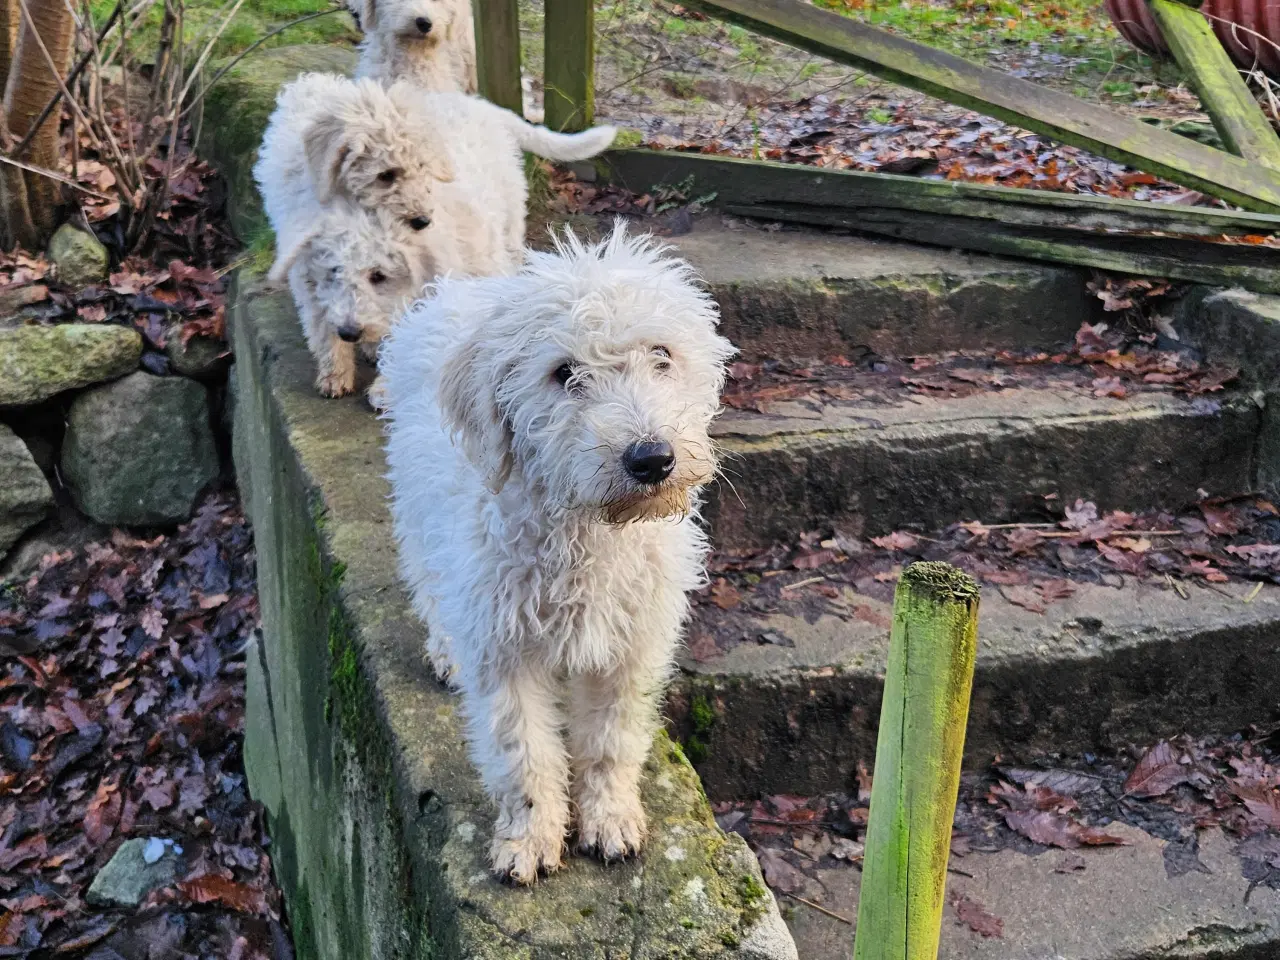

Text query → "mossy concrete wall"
[229,269,797,957]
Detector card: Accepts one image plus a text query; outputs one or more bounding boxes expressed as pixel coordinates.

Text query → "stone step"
[704,371,1261,549]
[669,577,1280,799]
[782,823,1280,960]
[666,218,1102,361]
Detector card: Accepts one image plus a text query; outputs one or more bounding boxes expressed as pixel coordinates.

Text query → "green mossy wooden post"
[1148,0,1280,170]
[853,563,979,960]
[472,0,523,114]
[544,0,594,131]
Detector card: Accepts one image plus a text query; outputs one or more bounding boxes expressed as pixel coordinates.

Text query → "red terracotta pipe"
[1104,0,1280,79]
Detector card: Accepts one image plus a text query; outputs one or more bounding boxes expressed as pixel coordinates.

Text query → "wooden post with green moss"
[544,0,594,131]
[1147,0,1280,171]
[853,562,979,960]
[472,0,523,114]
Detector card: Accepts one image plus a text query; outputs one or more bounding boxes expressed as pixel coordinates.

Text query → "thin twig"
[783,891,854,925]
[0,155,114,200]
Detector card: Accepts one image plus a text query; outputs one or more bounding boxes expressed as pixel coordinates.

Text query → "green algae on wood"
[472,0,522,113]
[854,562,979,960]
[544,0,595,131]
[1147,0,1280,171]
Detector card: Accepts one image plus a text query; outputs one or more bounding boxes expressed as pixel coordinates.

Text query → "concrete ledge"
[230,274,796,958]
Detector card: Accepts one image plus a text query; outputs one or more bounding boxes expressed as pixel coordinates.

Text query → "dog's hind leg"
[567,637,673,862]
[459,659,570,884]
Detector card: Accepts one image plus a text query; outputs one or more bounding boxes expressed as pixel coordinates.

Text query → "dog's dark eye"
[653,345,672,371]
[377,169,400,184]
[408,215,431,231]
[553,362,575,388]
[369,269,388,285]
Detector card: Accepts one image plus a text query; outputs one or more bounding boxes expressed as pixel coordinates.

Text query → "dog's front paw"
[316,371,356,398]
[490,821,565,885]
[366,375,390,412]
[577,793,647,862]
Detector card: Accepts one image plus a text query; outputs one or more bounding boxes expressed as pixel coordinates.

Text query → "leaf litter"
[0,492,289,958]
[713,728,1280,927]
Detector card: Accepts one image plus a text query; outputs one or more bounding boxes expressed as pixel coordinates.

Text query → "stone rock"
[62,373,219,525]
[0,324,142,407]
[166,323,230,379]
[86,837,182,908]
[48,224,109,287]
[0,425,53,558]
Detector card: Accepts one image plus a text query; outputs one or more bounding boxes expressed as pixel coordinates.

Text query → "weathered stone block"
[48,223,109,287]
[0,424,53,558]
[0,324,142,408]
[62,372,219,525]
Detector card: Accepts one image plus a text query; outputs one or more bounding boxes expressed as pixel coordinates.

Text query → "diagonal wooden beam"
[1148,0,1280,171]
[683,0,1280,212]
[604,149,1280,294]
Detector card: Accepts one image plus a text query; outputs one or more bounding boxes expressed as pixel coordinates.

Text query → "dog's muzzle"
[414,15,432,33]
[336,324,362,343]
[622,439,675,485]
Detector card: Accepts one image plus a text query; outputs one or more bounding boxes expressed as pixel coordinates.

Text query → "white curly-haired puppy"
[349,0,476,93]
[269,205,434,398]
[382,226,735,884]
[257,73,453,235]
[391,89,617,270]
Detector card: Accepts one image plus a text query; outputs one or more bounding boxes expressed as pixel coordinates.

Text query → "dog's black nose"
[415,15,432,33]
[623,440,675,485]
[337,326,362,343]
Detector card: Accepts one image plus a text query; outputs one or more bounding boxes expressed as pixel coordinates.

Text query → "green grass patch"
[89,0,358,62]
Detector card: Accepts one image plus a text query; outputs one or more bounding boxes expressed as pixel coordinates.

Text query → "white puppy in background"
[257,73,452,236]
[269,205,434,399]
[349,0,477,93]
[381,226,736,884]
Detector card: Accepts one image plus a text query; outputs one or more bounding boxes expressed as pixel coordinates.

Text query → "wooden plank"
[727,201,1280,293]
[682,0,1280,212]
[853,563,978,960]
[1148,0,1280,170]
[602,150,1280,293]
[544,0,594,132]
[606,148,1280,238]
[472,0,523,114]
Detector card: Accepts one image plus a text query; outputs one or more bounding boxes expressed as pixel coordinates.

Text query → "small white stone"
[142,837,166,864]
[682,877,707,904]
[455,822,476,843]
[664,844,686,862]
[655,774,674,791]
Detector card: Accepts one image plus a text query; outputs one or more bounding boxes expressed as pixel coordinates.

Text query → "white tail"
[506,113,617,162]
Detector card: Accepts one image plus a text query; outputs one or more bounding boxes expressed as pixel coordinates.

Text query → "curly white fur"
[381,226,735,883]
[349,0,476,93]
[255,74,615,401]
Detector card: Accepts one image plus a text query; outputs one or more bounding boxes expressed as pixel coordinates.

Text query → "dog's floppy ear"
[437,327,515,495]
[303,114,353,203]
[267,227,319,285]
[426,148,456,184]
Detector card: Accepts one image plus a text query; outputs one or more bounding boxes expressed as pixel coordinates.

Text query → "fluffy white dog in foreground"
[349,0,476,93]
[382,227,735,883]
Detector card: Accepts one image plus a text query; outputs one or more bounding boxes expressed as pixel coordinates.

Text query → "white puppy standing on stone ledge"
[348,0,477,93]
[381,226,735,883]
